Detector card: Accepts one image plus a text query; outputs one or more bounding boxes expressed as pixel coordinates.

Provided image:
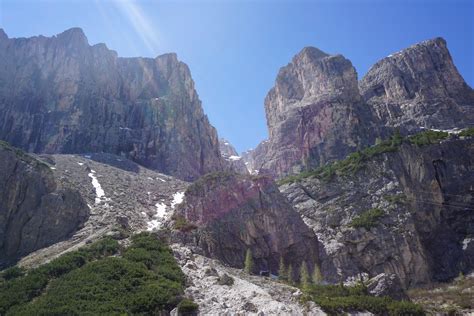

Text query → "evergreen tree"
[244,249,254,274]
[312,263,323,284]
[287,264,294,284]
[299,262,310,289]
[278,257,287,281]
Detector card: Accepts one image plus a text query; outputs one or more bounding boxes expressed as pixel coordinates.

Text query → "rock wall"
[174,172,319,276]
[280,137,474,288]
[0,142,89,268]
[0,28,223,181]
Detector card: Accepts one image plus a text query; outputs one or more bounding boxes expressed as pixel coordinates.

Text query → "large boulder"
[174,172,319,275]
[0,28,224,181]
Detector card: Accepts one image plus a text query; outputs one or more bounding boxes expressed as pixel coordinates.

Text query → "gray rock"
[0,142,89,268]
[0,28,224,181]
[219,138,249,174]
[280,137,474,289]
[360,37,474,131]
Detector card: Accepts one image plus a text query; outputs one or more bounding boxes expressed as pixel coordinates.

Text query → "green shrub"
[349,208,385,230]
[173,215,198,232]
[408,130,449,146]
[0,233,186,315]
[1,266,25,281]
[178,298,199,314]
[302,284,424,315]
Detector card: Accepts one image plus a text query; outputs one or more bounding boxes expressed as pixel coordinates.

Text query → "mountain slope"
[0,28,223,181]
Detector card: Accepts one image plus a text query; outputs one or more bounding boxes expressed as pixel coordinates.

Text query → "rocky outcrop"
[360,37,474,131]
[173,172,319,275]
[0,142,89,268]
[249,47,378,178]
[0,28,223,181]
[280,136,474,289]
[219,138,248,174]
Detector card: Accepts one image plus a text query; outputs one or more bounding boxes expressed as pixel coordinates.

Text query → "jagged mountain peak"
[360,37,474,130]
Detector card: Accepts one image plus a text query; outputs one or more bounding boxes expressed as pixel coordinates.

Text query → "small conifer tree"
[278,256,287,281]
[312,263,323,284]
[299,262,310,289]
[288,264,294,284]
[244,248,254,274]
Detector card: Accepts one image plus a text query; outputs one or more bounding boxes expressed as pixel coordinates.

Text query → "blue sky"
[1,0,473,153]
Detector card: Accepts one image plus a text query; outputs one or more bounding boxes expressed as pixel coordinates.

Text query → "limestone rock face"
[0,28,223,181]
[360,38,474,131]
[280,137,474,289]
[174,173,319,275]
[219,138,248,174]
[0,142,89,268]
[250,47,378,178]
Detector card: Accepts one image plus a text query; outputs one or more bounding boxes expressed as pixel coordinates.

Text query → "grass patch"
[172,215,198,232]
[0,233,194,315]
[459,127,474,137]
[303,284,424,315]
[349,208,385,230]
[383,194,407,205]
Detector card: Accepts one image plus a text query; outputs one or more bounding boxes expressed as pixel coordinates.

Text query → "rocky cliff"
[219,138,248,174]
[247,47,378,178]
[173,172,319,276]
[360,38,474,131]
[279,133,474,289]
[0,28,223,181]
[0,142,89,268]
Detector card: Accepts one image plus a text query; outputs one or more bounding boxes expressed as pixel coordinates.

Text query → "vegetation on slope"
[279,128,471,185]
[0,233,196,315]
[302,283,424,315]
[349,208,385,230]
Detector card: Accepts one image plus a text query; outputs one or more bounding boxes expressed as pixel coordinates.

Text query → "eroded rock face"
[249,47,378,178]
[360,38,474,131]
[0,28,223,181]
[174,172,319,275]
[0,142,89,268]
[219,138,248,174]
[280,137,474,289]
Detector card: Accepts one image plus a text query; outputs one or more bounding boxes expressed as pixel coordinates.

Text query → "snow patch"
[228,155,242,161]
[463,238,473,250]
[50,167,56,170]
[77,162,84,166]
[147,192,184,231]
[88,170,106,204]
[171,191,184,208]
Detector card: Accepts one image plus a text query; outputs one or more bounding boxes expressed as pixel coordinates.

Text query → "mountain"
[360,38,474,131]
[244,46,379,178]
[218,138,249,174]
[0,28,224,181]
[245,38,474,179]
[0,29,473,315]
